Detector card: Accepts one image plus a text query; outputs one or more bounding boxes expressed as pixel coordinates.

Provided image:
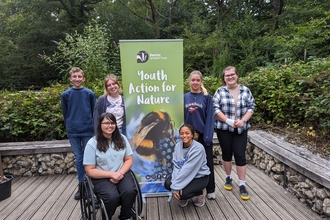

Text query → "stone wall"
[2,153,77,177]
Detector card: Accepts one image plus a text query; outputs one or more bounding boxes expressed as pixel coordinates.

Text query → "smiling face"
[69,70,85,89]
[179,126,193,147]
[106,79,120,96]
[100,117,116,138]
[223,68,238,87]
[189,73,202,93]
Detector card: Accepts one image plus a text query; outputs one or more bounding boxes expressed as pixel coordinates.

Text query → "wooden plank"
[41,175,77,220]
[16,175,67,220]
[0,165,324,220]
[252,130,330,170]
[181,199,199,220]
[217,164,281,220]
[247,165,322,220]
[0,140,71,156]
[213,166,255,220]
[0,176,45,219]
[248,130,330,189]
[146,197,158,220]
[30,174,76,220]
[55,181,80,220]
[157,196,172,220]
[4,175,58,219]
[168,196,186,220]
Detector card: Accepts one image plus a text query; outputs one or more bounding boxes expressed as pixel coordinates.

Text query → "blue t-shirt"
[83,135,133,172]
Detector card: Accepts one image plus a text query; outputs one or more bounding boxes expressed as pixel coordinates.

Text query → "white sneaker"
[207,192,215,200]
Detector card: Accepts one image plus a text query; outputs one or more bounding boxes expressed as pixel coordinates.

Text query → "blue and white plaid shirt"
[213,85,256,134]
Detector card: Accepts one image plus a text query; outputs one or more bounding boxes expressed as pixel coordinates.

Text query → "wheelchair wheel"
[79,176,97,220]
[97,198,109,220]
[130,170,143,219]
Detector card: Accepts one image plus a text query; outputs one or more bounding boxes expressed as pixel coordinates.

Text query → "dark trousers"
[164,175,209,200]
[197,133,215,194]
[92,172,137,219]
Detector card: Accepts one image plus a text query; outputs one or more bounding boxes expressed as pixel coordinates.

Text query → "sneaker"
[177,199,188,207]
[224,177,233,191]
[239,185,250,200]
[207,192,216,200]
[194,189,206,207]
[74,189,80,200]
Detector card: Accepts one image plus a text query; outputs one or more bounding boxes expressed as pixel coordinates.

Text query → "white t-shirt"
[106,95,124,128]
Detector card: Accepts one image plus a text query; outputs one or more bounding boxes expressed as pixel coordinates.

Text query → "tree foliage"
[40,20,120,86]
[0,0,329,90]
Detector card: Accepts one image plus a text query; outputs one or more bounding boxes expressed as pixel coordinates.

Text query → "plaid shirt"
[213,85,255,134]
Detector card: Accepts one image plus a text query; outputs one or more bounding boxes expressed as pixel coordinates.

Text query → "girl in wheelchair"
[83,112,137,220]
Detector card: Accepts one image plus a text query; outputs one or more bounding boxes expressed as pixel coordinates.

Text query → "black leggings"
[164,175,209,200]
[216,129,248,166]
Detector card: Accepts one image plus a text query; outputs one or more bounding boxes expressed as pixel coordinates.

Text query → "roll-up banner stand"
[120,39,184,201]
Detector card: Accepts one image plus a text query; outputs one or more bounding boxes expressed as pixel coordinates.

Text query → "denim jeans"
[69,136,92,182]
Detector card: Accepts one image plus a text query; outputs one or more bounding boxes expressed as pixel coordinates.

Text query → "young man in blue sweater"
[61,67,96,200]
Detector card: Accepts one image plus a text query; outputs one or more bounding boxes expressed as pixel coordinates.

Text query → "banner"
[120,39,183,197]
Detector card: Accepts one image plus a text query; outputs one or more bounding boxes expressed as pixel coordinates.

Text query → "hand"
[173,190,183,200]
[110,171,124,184]
[234,119,245,128]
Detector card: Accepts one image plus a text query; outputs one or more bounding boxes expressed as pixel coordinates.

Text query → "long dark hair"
[96,112,125,152]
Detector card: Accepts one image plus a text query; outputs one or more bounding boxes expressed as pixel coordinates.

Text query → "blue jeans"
[69,136,92,182]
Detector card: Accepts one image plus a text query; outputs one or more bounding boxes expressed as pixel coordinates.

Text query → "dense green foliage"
[243,58,330,136]
[1,0,330,89]
[1,58,329,142]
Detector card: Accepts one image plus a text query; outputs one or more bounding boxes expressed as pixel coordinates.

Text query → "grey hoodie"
[170,140,210,193]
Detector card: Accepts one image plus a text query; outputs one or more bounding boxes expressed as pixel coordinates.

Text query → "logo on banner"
[137,51,149,63]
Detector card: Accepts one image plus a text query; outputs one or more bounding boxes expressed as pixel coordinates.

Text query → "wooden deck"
[0,164,322,220]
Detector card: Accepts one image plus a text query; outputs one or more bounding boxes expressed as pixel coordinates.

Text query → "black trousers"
[197,133,215,194]
[164,175,209,200]
[92,172,137,219]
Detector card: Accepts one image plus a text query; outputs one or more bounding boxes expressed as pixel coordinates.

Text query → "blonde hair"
[103,74,122,95]
[189,70,208,95]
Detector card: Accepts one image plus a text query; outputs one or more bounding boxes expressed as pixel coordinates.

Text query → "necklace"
[191,92,201,99]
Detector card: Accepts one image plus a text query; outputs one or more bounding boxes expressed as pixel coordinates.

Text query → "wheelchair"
[79,170,143,220]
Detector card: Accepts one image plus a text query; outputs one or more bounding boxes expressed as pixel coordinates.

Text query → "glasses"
[101,122,116,126]
[224,73,236,78]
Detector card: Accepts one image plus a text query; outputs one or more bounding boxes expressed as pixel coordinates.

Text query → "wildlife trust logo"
[137,51,149,63]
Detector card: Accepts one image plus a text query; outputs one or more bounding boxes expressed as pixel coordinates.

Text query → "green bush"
[1,84,65,141]
[242,57,330,136]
